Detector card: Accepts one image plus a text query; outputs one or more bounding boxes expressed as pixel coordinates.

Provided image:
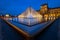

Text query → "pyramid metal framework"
[18,7,43,26]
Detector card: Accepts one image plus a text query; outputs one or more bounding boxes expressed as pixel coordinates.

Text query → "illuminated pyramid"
[18,7,43,26]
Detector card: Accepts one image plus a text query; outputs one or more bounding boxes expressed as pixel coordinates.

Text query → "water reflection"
[4,16,56,26]
[6,17,42,26]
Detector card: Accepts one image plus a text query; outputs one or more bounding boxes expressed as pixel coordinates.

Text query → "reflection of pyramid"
[18,7,43,26]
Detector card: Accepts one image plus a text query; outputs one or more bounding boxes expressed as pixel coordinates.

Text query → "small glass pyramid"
[18,7,43,26]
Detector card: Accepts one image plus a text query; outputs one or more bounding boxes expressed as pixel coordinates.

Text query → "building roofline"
[48,7,60,9]
[40,3,48,6]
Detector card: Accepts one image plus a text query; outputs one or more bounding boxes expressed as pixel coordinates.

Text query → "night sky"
[0,0,60,16]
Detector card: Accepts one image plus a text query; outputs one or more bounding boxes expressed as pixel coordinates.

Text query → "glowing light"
[5,14,10,17]
[44,14,48,21]
[18,7,43,26]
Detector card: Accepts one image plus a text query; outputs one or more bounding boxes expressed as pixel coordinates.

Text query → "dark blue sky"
[0,0,60,16]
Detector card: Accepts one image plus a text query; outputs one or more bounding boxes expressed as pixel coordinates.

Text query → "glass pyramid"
[18,7,43,26]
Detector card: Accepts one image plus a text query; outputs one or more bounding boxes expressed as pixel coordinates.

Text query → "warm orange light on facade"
[44,14,48,21]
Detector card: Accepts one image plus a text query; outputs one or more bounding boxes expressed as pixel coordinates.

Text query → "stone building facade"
[38,4,60,21]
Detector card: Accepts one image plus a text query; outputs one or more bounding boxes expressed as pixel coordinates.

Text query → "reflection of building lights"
[4,14,10,20]
[9,18,12,20]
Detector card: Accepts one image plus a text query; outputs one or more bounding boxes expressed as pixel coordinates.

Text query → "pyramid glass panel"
[18,7,43,26]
